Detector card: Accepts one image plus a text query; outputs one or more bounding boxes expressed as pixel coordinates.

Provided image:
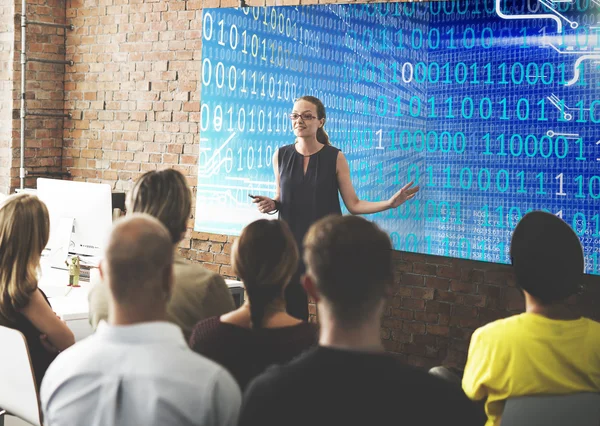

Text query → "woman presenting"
[253,96,419,320]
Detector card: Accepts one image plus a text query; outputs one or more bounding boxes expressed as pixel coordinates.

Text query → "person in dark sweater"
[239,215,482,426]
[0,194,75,388]
[189,219,318,390]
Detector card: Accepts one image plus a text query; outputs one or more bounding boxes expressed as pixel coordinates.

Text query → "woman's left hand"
[388,181,420,209]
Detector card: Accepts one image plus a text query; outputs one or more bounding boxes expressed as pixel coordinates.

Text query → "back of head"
[104,214,174,310]
[232,219,298,329]
[510,211,583,304]
[0,194,50,321]
[127,168,191,244]
[303,215,393,326]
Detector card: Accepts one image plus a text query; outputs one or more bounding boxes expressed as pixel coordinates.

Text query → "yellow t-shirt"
[462,313,600,426]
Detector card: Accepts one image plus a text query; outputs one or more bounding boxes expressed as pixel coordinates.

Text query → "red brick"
[402,321,426,334]
[478,284,502,298]
[411,287,435,300]
[391,309,414,321]
[434,290,457,303]
[426,325,450,337]
[413,263,436,276]
[214,253,230,265]
[461,269,485,283]
[425,301,451,315]
[412,334,437,345]
[456,294,486,307]
[394,261,413,273]
[209,234,228,243]
[209,243,224,254]
[382,317,403,329]
[400,273,424,287]
[391,330,412,343]
[425,276,450,290]
[452,305,479,319]
[401,298,425,311]
[437,265,462,279]
[394,286,412,298]
[414,312,439,323]
[195,252,214,263]
[202,263,220,273]
[485,269,514,285]
[450,327,475,341]
[450,280,475,293]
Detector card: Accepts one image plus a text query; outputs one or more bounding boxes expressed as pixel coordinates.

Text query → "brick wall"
[18,0,68,189]
[3,0,67,192]
[1,0,597,370]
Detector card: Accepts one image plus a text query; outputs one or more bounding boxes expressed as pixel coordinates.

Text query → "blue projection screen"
[196,0,600,275]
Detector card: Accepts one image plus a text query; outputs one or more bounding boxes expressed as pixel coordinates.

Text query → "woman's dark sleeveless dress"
[0,289,57,389]
[278,144,342,320]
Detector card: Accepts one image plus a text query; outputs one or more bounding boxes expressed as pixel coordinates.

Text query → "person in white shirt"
[40,214,241,426]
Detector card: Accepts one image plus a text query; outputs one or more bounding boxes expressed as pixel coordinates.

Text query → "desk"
[39,264,245,341]
[38,264,93,342]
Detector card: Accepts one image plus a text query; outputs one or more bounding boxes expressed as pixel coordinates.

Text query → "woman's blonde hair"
[231,219,299,329]
[296,96,331,146]
[0,194,50,322]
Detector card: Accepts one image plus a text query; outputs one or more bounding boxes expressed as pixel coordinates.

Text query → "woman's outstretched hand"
[388,181,420,209]
[252,195,277,214]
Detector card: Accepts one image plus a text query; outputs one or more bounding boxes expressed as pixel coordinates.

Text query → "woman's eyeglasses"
[289,113,317,121]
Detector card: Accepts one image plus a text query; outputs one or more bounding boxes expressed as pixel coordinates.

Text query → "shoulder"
[41,335,99,393]
[472,313,522,343]
[583,318,600,342]
[174,257,226,287]
[190,316,225,346]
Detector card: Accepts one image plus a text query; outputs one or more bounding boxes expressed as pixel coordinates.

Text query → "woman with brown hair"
[88,168,235,340]
[189,219,317,390]
[252,96,420,320]
[0,194,75,387]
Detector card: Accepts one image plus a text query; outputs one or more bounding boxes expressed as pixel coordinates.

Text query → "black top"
[239,346,482,426]
[278,143,342,248]
[188,316,318,390]
[0,289,57,389]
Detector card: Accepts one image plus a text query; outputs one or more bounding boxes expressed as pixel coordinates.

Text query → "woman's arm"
[21,289,75,351]
[253,149,280,214]
[337,152,419,215]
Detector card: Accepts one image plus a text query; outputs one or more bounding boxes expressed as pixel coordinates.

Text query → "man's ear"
[301,273,320,303]
[99,260,105,281]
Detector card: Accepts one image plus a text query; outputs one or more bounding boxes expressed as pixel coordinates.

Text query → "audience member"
[0,194,74,388]
[41,214,241,426]
[239,215,480,426]
[189,219,317,390]
[462,211,600,426]
[88,169,235,339]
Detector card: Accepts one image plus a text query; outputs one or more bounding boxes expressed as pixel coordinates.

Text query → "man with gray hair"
[41,214,241,426]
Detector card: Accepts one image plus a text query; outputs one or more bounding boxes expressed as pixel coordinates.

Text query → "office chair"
[500,393,600,426]
[0,326,43,426]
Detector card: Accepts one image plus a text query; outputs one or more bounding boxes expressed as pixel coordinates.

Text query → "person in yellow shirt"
[462,211,600,426]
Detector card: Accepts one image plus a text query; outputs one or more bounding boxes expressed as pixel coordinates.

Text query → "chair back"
[0,325,42,426]
[500,393,600,426]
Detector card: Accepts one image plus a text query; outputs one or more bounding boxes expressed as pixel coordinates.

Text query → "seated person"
[89,169,235,339]
[189,219,318,390]
[239,215,480,426]
[462,211,600,426]
[0,194,74,388]
[41,214,241,426]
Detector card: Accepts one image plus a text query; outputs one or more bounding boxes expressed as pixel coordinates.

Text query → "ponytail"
[316,126,331,146]
[245,282,282,329]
